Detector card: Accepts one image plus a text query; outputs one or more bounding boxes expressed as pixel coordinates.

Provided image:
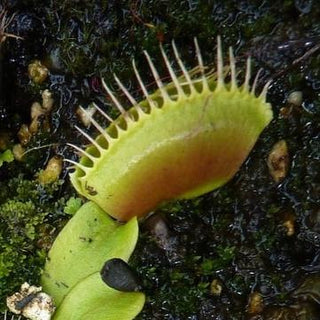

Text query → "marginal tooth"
[160,44,185,98]
[75,125,105,153]
[79,106,112,143]
[143,50,170,101]
[229,46,237,90]
[92,103,114,123]
[172,40,196,94]
[102,79,128,116]
[67,143,97,162]
[260,79,272,100]
[194,37,208,90]
[64,158,89,172]
[132,59,157,109]
[216,35,224,89]
[113,73,143,118]
[251,68,263,95]
[113,73,138,106]
[243,56,251,90]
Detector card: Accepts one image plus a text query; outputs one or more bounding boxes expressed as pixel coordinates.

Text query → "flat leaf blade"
[41,201,139,306]
[53,273,145,320]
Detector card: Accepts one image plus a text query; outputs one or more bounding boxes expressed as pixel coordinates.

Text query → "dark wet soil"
[0,1,319,319]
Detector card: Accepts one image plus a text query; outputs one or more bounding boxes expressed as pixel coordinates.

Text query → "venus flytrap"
[67,37,272,221]
[42,37,273,319]
[41,202,144,319]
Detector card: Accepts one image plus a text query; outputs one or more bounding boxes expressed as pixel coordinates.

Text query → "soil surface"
[0,1,319,319]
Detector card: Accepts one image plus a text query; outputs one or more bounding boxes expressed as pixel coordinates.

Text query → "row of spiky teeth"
[65,36,271,174]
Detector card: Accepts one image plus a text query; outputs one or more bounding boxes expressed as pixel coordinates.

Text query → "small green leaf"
[0,149,14,167]
[63,197,83,215]
[41,201,140,308]
[53,273,145,320]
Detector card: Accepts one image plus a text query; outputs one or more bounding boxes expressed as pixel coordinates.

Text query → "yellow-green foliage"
[42,201,145,319]
[0,175,67,311]
[0,150,14,167]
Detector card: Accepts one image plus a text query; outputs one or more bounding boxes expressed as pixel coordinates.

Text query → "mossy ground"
[0,0,319,319]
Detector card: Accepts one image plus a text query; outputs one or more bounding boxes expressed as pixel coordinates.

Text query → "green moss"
[2,0,320,318]
[0,175,69,311]
[200,246,236,275]
[63,196,83,215]
[0,150,14,167]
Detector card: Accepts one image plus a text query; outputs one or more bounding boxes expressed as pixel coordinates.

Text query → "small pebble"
[28,60,49,84]
[283,219,295,236]
[6,282,55,320]
[38,156,63,184]
[17,124,32,146]
[12,144,25,161]
[267,140,289,183]
[42,90,54,112]
[287,91,303,107]
[247,291,264,314]
[144,213,182,263]
[30,102,45,120]
[29,102,46,134]
[210,279,222,296]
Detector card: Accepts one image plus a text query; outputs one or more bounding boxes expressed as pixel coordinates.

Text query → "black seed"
[100,258,142,292]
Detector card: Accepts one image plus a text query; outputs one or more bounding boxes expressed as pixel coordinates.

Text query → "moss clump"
[0,174,68,311]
